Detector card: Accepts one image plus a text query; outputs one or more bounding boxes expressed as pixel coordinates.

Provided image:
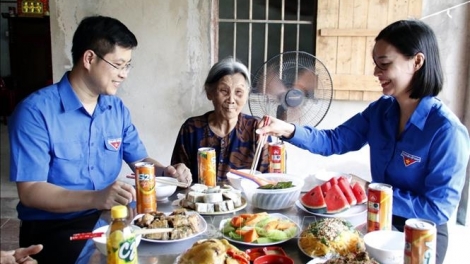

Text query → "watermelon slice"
[324,184,350,214]
[327,176,339,186]
[337,177,357,206]
[320,181,332,195]
[300,185,327,213]
[352,182,367,204]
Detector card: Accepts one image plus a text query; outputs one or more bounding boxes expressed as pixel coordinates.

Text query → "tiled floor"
[1,124,470,263]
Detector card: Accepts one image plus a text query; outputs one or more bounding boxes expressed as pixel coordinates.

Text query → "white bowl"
[363,230,405,264]
[240,173,304,210]
[226,169,261,190]
[92,224,142,256]
[155,177,178,201]
[313,171,352,184]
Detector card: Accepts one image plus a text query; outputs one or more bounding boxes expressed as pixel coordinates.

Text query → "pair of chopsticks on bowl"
[229,169,274,186]
[69,228,174,241]
[126,174,189,188]
[249,116,270,175]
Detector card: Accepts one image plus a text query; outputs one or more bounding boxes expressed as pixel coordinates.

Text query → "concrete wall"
[421,0,470,226]
[49,0,214,176]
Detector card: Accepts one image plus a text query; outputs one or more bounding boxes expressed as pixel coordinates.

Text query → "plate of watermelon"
[219,212,300,246]
[297,175,367,217]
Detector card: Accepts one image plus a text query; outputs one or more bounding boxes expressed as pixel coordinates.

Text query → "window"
[216,0,316,75]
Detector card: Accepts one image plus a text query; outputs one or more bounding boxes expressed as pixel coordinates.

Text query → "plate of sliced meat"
[132,208,207,243]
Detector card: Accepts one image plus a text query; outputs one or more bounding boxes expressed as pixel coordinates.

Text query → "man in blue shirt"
[257,20,470,264]
[8,16,191,263]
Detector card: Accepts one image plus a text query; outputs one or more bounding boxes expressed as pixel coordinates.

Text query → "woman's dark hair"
[71,16,138,65]
[204,57,251,94]
[375,19,443,98]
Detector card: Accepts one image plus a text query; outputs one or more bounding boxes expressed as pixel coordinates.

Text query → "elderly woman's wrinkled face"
[208,73,249,120]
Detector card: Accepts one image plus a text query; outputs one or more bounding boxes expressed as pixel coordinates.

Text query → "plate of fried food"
[298,218,368,262]
[132,208,207,243]
[174,238,250,264]
[220,212,299,246]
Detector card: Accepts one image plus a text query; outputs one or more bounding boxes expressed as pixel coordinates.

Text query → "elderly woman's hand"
[164,163,192,187]
[0,244,43,264]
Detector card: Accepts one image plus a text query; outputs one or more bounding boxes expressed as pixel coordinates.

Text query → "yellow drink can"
[197,147,216,187]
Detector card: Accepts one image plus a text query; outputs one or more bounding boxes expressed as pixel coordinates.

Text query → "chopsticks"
[126,174,189,188]
[250,116,270,175]
[70,228,174,241]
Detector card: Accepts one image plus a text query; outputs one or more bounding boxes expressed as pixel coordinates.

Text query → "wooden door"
[316,0,422,101]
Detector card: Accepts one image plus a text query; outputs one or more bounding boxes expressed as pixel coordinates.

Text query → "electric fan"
[249,51,333,127]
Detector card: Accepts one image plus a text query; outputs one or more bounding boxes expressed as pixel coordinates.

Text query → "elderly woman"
[171,57,269,185]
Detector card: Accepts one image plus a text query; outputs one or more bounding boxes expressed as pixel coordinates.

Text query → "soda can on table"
[367,183,393,232]
[134,162,157,214]
[197,147,216,187]
[404,218,436,264]
[268,142,286,173]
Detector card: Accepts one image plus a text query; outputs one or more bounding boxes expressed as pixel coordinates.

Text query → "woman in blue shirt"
[257,20,470,264]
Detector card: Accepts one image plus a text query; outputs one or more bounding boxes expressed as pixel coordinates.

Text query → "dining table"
[76,177,369,264]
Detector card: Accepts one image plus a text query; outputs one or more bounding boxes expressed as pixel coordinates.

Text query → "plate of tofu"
[132,209,207,243]
[178,184,248,215]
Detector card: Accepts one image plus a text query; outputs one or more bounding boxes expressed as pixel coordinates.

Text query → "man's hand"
[163,163,192,187]
[93,181,136,210]
[0,244,43,264]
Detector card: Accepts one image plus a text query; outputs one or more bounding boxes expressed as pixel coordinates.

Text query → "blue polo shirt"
[9,73,148,220]
[289,95,470,225]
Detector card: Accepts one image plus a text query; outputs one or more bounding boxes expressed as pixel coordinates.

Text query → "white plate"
[306,257,330,264]
[184,197,248,216]
[132,211,207,243]
[219,213,299,246]
[295,200,367,218]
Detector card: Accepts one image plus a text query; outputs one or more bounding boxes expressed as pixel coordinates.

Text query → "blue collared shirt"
[9,73,148,220]
[289,95,470,225]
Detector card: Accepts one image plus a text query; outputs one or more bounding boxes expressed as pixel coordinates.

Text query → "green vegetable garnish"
[258,181,294,189]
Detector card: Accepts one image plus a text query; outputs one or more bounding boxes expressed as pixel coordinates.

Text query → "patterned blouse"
[171,111,270,184]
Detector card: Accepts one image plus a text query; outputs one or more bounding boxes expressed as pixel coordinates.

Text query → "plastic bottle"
[106,205,138,264]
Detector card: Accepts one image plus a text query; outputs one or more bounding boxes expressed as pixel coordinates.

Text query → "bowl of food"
[363,230,405,264]
[155,176,178,201]
[240,173,304,210]
[253,254,294,264]
[226,169,261,190]
[92,225,142,256]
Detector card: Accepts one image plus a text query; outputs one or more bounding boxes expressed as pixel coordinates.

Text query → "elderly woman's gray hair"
[204,57,251,94]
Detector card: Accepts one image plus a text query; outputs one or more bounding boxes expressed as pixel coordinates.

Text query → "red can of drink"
[367,183,393,232]
[268,142,286,173]
[134,162,157,214]
[404,218,436,264]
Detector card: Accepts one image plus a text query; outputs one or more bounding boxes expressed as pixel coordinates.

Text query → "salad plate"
[219,212,299,246]
[295,200,367,218]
